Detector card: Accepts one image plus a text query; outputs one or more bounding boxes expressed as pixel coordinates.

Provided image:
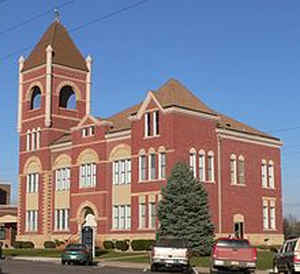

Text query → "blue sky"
[0,1,299,217]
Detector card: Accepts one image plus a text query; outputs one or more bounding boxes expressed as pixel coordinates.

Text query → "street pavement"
[6,256,271,274]
[0,258,184,274]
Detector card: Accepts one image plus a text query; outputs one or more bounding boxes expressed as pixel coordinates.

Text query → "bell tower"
[17,19,92,148]
[17,19,92,241]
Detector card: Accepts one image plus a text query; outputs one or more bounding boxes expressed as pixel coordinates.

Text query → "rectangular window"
[268,163,275,188]
[113,206,119,229]
[27,173,39,193]
[80,163,96,188]
[145,113,151,137]
[159,152,166,179]
[125,160,131,184]
[149,154,156,180]
[26,210,38,232]
[153,111,159,136]
[207,155,214,181]
[55,168,70,191]
[26,131,30,151]
[112,205,131,230]
[126,205,131,229]
[262,162,267,188]
[54,209,69,231]
[139,203,146,229]
[120,160,125,184]
[139,155,146,181]
[270,206,276,230]
[230,159,237,184]
[149,202,156,229]
[199,154,205,182]
[238,159,245,185]
[31,131,36,151]
[263,205,269,230]
[189,153,196,178]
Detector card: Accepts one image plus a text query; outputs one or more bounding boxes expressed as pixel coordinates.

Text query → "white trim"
[45,45,53,127]
[86,55,92,115]
[17,56,25,133]
[105,130,131,140]
[216,129,283,148]
[22,64,46,74]
[53,63,88,74]
[164,106,219,120]
[136,91,165,120]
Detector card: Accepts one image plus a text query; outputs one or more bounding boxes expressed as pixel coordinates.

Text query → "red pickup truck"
[210,238,257,274]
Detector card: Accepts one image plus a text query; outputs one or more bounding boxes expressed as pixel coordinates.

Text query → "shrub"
[44,241,56,248]
[115,240,129,251]
[23,241,35,249]
[14,241,35,249]
[13,241,23,249]
[131,239,155,251]
[103,240,115,250]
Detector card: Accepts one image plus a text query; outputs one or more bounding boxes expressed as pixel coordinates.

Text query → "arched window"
[59,85,76,109]
[30,86,41,109]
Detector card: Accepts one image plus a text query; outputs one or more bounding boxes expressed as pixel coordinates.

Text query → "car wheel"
[61,260,66,265]
[150,264,157,272]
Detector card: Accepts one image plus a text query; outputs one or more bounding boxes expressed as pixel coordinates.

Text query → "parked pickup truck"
[150,237,190,272]
[210,238,257,274]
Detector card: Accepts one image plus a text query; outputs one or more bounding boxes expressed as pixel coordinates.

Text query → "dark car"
[61,243,92,265]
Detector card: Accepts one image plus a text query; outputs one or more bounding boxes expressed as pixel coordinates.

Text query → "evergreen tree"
[157,162,215,255]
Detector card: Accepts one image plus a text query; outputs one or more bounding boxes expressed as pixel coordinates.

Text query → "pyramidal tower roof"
[23,20,88,72]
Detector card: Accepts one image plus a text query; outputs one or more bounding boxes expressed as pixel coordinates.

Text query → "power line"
[0,0,75,36]
[70,0,150,32]
[0,0,151,62]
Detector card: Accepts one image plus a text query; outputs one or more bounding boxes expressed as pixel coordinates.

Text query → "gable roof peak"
[154,78,217,116]
[22,21,88,72]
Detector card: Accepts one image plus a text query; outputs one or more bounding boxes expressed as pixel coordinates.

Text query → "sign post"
[81,214,97,259]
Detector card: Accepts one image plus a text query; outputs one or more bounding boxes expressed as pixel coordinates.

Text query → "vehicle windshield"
[66,244,86,250]
[155,238,186,248]
[216,239,250,248]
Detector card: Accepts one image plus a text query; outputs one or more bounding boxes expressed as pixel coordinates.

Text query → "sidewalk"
[10,256,271,274]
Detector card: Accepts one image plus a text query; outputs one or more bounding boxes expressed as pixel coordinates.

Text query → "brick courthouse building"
[17,20,284,247]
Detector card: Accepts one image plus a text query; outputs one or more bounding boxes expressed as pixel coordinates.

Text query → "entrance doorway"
[234,222,244,239]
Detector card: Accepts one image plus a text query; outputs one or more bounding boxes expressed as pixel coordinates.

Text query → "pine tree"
[157,162,215,255]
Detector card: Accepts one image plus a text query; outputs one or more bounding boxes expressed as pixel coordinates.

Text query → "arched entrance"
[77,205,98,258]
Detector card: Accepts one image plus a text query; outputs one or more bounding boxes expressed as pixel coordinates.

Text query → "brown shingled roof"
[107,103,141,133]
[217,114,279,140]
[23,21,88,72]
[50,133,71,146]
[154,79,217,116]
[105,79,278,140]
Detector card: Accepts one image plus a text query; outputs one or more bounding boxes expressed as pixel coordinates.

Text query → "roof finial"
[54,8,60,22]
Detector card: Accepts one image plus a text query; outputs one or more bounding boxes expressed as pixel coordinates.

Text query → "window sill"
[203,180,215,184]
[262,186,276,190]
[263,228,277,232]
[138,179,165,183]
[137,228,156,231]
[112,183,131,186]
[58,107,78,112]
[53,230,70,233]
[230,183,246,187]
[111,229,131,232]
[144,134,160,140]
